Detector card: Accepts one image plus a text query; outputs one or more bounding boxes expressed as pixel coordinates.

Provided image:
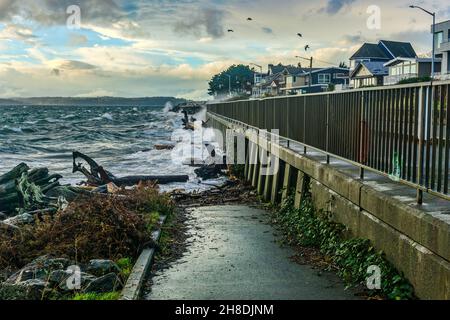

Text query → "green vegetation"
[71,292,121,300]
[116,257,133,279]
[398,76,431,85]
[208,64,254,96]
[276,181,414,300]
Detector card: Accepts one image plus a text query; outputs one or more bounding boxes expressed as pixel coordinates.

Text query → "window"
[411,64,417,74]
[435,31,443,49]
[318,73,331,84]
[404,63,410,74]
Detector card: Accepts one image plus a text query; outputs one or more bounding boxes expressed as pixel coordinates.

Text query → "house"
[433,20,450,79]
[383,57,441,85]
[252,64,304,97]
[349,40,417,88]
[282,67,350,95]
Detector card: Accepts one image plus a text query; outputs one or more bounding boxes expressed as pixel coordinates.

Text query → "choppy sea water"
[0,104,223,191]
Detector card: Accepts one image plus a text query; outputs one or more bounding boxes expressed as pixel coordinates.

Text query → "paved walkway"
[145,205,358,300]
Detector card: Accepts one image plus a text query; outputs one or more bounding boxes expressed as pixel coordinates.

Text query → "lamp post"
[250,63,263,97]
[410,5,436,79]
[225,74,231,96]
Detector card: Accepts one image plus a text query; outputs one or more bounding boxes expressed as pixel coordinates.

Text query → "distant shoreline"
[0,96,187,107]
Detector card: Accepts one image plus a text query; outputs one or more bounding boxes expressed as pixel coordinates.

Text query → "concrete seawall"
[208,112,450,300]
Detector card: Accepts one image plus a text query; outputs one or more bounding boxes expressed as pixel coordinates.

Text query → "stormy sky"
[0,0,448,99]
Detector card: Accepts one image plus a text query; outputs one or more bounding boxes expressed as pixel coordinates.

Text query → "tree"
[339,61,348,68]
[208,64,255,96]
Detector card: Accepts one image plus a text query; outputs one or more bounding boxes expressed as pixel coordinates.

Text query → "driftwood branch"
[72,151,189,187]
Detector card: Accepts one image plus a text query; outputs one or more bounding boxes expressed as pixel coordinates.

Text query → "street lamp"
[225,74,231,96]
[410,5,436,79]
[250,63,263,98]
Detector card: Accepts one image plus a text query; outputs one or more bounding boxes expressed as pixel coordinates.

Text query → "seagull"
[247,17,253,21]
[297,33,303,37]
[228,29,234,32]
[304,45,310,51]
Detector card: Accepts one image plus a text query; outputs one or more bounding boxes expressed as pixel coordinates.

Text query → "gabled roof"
[350,61,388,78]
[350,43,389,60]
[268,64,304,75]
[350,40,417,61]
[379,40,417,59]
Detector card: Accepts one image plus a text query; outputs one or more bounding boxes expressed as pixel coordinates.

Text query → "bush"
[398,76,431,85]
[0,184,174,271]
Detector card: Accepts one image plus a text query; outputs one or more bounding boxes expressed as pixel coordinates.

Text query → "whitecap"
[101,113,113,121]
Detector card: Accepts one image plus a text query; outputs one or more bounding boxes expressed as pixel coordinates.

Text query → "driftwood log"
[72,151,189,187]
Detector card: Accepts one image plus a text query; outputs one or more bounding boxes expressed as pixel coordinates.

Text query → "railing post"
[360,91,365,179]
[326,94,330,164]
[416,86,425,204]
[303,97,307,154]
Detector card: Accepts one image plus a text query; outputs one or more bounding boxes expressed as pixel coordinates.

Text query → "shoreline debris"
[73,151,189,187]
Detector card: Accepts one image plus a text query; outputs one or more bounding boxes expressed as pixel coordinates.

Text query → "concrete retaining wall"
[208,113,450,300]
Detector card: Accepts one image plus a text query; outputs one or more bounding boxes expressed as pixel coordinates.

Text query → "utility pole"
[296,55,314,88]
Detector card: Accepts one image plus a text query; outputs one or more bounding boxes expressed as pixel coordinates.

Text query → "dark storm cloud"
[0,0,125,25]
[321,0,356,15]
[58,60,97,70]
[174,8,225,39]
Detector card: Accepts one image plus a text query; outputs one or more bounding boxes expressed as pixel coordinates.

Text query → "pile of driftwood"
[0,163,84,219]
[0,151,190,221]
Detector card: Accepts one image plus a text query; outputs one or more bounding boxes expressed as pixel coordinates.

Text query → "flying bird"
[228,29,234,32]
[304,45,310,51]
[297,33,302,37]
[247,17,253,21]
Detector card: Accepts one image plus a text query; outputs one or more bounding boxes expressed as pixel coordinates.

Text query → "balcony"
[434,72,450,81]
[440,41,450,51]
[383,73,418,86]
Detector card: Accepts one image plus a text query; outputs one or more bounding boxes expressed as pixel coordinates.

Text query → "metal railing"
[207,80,450,203]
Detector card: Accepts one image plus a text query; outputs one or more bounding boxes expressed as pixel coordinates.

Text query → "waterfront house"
[349,40,417,88]
[433,20,450,80]
[252,64,304,97]
[282,67,350,95]
[383,57,441,85]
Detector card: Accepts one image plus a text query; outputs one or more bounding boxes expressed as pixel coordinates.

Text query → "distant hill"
[0,96,187,106]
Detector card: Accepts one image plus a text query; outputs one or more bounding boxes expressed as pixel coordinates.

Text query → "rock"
[154,144,175,150]
[6,256,73,284]
[3,213,34,226]
[194,165,225,180]
[0,279,47,300]
[52,270,97,292]
[84,259,121,277]
[83,273,122,294]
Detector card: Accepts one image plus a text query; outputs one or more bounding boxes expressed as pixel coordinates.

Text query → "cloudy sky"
[0,0,449,99]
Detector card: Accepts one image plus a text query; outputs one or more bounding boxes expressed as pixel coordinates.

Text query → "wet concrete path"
[145,205,358,300]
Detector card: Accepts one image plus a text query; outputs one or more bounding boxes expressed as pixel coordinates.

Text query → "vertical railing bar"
[412,87,419,183]
[437,85,445,192]
[326,94,330,164]
[431,85,439,190]
[444,84,450,194]
[417,86,426,204]
[425,85,433,189]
